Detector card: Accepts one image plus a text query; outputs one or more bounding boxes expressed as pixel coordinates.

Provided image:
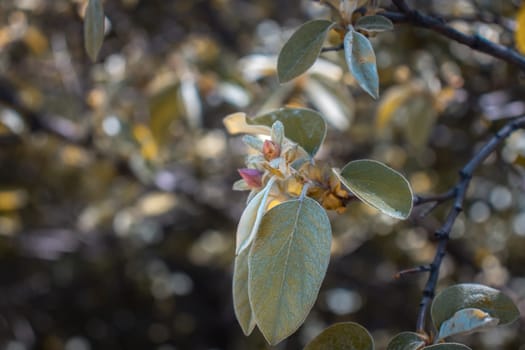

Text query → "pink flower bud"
[238,168,263,188]
[263,140,281,161]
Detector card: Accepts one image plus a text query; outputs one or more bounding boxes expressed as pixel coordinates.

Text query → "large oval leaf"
[235,178,275,254]
[232,247,256,336]
[304,322,374,350]
[344,29,379,99]
[248,108,327,156]
[277,20,334,83]
[423,344,472,350]
[84,0,105,62]
[335,160,413,219]
[437,308,499,341]
[431,283,519,331]
[248,197,331,345]
[386,332,426,350]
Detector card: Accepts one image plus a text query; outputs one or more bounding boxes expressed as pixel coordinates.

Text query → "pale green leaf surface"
[386,331,426,350]
[248,198,331,345]
[84,0,105,62]
[355,15,394,32]
[336,160,413,219]
[344,29,379,99]
[304,77,354,131]
[437,308,499,341]
[248,108,327,156]
[304,322,374,350]
[423,344,472,350]
[236,178,275,254]
[431,284,519,331]
[277,20,334,83]
[233,247,256,336]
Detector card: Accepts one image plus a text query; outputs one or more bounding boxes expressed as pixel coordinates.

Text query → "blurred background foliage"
[0,0,525,349]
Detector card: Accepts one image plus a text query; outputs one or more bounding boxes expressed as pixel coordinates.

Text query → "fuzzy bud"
[238,168,263,188]
[263,140,281,161]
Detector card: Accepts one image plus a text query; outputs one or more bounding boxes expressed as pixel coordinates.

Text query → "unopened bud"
[263,140,281,161]
[238,168,263,188]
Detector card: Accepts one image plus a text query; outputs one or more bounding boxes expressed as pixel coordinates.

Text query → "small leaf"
[248,108,327,156]
[344,29,379,99]
[232,247,256,335]
[335,160,413,219]
[248,197,331,345]
[304,322,374,350]
[437,308,499,341]
[277,20,334,83]
[423,344,472,350]
[223,112,272,136]
[355,15,394,32]
[403,91,437,149]
[386,332,426,350]
[431,283,520,331]
[149,84,181,147]
[84,0,105,62]
[235,178,275,254]
[375,84,414,130]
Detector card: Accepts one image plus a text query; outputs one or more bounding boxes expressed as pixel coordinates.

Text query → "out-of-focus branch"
[412,115,525,333]
[383,0,525,72]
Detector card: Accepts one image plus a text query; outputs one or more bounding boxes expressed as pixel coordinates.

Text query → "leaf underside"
[248,198,331,345]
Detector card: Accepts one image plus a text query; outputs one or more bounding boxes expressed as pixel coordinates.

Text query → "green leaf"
[344,29,379,99]
[403,91,437,149]
[149,83,181,147]
[437,308,499,340]
[423,344,472,350]
[248,108,327,156]
[304,322,374,350]
[386,332,426,350]
[277,20,334,83]
[355,15,394,32]
[84,0,105,62]
[335,160,413,219]
[236,178,275,254]
[431,284,520,331]
[248,197,331,345]
[232,247,256,336]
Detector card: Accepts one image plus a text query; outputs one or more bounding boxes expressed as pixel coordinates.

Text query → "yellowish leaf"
[223,112,271,136]
[516,5,525,54]
[375,84,414,129]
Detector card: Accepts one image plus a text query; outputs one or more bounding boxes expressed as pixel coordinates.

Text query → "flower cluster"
[233,120,351,213]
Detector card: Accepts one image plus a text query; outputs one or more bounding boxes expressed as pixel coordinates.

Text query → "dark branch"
[394,265,431,279]
[382,0,525,72]
[414,115,525,333]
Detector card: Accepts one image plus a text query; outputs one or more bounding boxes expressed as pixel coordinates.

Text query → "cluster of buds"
[234,121,352,213]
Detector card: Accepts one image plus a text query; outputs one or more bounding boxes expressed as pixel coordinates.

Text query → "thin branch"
[414,115,525,333]
[382,0,525,72]
[394,265,431,279]
[413,189,456,206]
